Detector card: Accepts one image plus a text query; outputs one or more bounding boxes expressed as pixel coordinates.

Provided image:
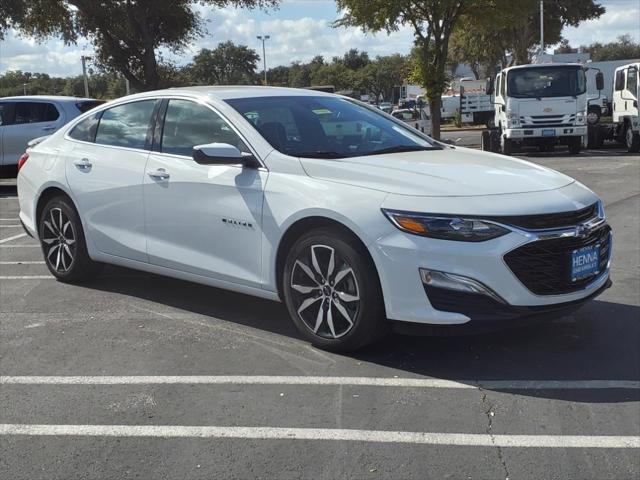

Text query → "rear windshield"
[225,96,437,159]
[76,100,105,113]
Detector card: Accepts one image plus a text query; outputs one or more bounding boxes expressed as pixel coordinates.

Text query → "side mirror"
[460,85,465,98]
[192,143,259,168]
[485,77,494,96]
[595,72,604,91]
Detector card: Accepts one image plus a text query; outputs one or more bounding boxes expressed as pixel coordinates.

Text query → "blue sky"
[0,0,638,77]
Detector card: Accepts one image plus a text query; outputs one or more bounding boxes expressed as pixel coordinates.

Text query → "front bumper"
[370,200,612,326]
[505,125,587,139]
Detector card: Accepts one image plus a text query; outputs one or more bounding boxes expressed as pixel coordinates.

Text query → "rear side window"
[13,102,59,124]
[94,100,156,150]
[0,103,11,126]
[160,99,249,156]
[615,70,625,91]
[626,68,638,96]
[76,100,105,113]
[68,112,101,142]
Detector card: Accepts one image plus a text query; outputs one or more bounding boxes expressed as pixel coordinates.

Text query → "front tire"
[282,228,387,352]
[568,137,581,155]
[626,125,640,153]
[39,196,102,282]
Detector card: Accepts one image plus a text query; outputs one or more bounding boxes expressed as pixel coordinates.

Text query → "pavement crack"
[480,387,510,480]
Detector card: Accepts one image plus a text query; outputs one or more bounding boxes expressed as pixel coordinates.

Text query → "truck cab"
[612,62,639,152]
[485,63,596,155]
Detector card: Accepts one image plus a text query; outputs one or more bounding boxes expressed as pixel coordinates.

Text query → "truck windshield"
[507,66,586,99]
[225,96,438,159]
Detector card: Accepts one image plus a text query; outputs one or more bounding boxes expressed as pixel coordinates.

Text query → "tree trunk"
[429,95,442,140]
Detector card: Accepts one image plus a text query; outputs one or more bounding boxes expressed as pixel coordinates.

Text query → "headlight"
[382,209,510,242]
[506,112,520,128]
[576,111,586,124]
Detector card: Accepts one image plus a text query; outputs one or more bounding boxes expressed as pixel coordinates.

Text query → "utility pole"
[125,78,130,95]
[256,35,270,85]
[81,55,90,97]
[539,0,544,56]
[22,83,27,95]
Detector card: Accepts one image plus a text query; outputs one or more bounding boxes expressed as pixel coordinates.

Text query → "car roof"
[0,95,99,102]
[122,86,335,102]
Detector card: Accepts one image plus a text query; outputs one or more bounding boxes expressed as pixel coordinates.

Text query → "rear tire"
[481,130,491,151]
[282,227,387,352]
[39,196,102,282]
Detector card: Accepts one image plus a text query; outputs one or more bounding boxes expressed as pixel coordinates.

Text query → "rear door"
[65,99,158,262]
[1,101,62,165]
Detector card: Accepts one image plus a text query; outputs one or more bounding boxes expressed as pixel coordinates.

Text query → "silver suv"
[0,96,104,167]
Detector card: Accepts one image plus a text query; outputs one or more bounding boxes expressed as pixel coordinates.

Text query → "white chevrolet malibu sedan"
[17,87,612,351]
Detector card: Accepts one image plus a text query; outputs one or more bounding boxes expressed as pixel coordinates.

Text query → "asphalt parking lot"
[0,145,639,479]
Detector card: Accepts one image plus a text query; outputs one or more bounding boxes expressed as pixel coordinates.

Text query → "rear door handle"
[42,126,56,131]
[74,158,92,171]
[147,168,170,180]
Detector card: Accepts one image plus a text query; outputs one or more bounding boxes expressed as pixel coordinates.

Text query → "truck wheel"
[626,125,640,153]
[481,130,491,151]
[568,137,581,155]
[587,106,600,126]
[501,136,513,156]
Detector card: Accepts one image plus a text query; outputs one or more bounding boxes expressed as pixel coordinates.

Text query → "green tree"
[581,34,640,61]
[341,48,370,70]
[189,42,260,85]
[336,0,473,139]
[449,0,604,69]
[358,55,407,103]
[3,0,278,91]
[265,65,291,87]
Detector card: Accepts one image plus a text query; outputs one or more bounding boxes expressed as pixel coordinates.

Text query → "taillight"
[17,153,29,172]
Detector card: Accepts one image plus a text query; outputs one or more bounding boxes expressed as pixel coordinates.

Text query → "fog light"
[419,269,505,303]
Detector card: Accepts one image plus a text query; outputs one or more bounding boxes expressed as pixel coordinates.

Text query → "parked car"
[18,87,611,351]
[391,108,432,135]
[0,96,104,168]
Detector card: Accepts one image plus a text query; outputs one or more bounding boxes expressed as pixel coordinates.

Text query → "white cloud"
[0,0,636,78]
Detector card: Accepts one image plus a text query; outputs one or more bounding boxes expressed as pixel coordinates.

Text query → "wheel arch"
[274,216,383,307]
[35,185,75,235]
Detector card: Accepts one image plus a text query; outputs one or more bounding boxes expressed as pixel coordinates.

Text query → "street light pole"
[256,35,270,85]
[81,55,90,97]
[22,83,27,95]
[539,0,544,56]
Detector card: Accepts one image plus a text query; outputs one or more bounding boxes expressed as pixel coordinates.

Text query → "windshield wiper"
[295,150,349,159]
[367,145,441,156]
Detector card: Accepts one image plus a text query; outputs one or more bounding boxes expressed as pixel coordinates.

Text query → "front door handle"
[147,168,170,180]
[42,126,56,131]
[74,158,92,171]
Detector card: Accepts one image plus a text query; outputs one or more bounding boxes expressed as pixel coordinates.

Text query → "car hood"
[299,146,574,197]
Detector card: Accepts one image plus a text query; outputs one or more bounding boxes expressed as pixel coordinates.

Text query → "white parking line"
[0,245,39,248]
[1,376,638,390]
[0,261,45,265]
[0,424,638,448]
[0,233,27,244]
[0,276,52,280]
[0,225,22,228]
[0,218,19,221]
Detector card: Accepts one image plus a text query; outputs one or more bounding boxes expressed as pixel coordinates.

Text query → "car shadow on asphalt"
[88,265,640,404]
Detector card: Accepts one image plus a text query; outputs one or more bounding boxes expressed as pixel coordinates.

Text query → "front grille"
[488,203,598,230]
[519,113,575,128]
[504,224,611,295]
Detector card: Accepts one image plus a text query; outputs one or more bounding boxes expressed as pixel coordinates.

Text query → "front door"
[65,99,158,262]
[144,98,267,288]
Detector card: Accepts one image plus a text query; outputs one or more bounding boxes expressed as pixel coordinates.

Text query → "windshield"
[225,96,437,159]
[507,66,586,99]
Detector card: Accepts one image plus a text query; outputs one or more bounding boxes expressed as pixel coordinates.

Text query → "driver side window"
[626,68,638,98]
[161,99,249,157]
